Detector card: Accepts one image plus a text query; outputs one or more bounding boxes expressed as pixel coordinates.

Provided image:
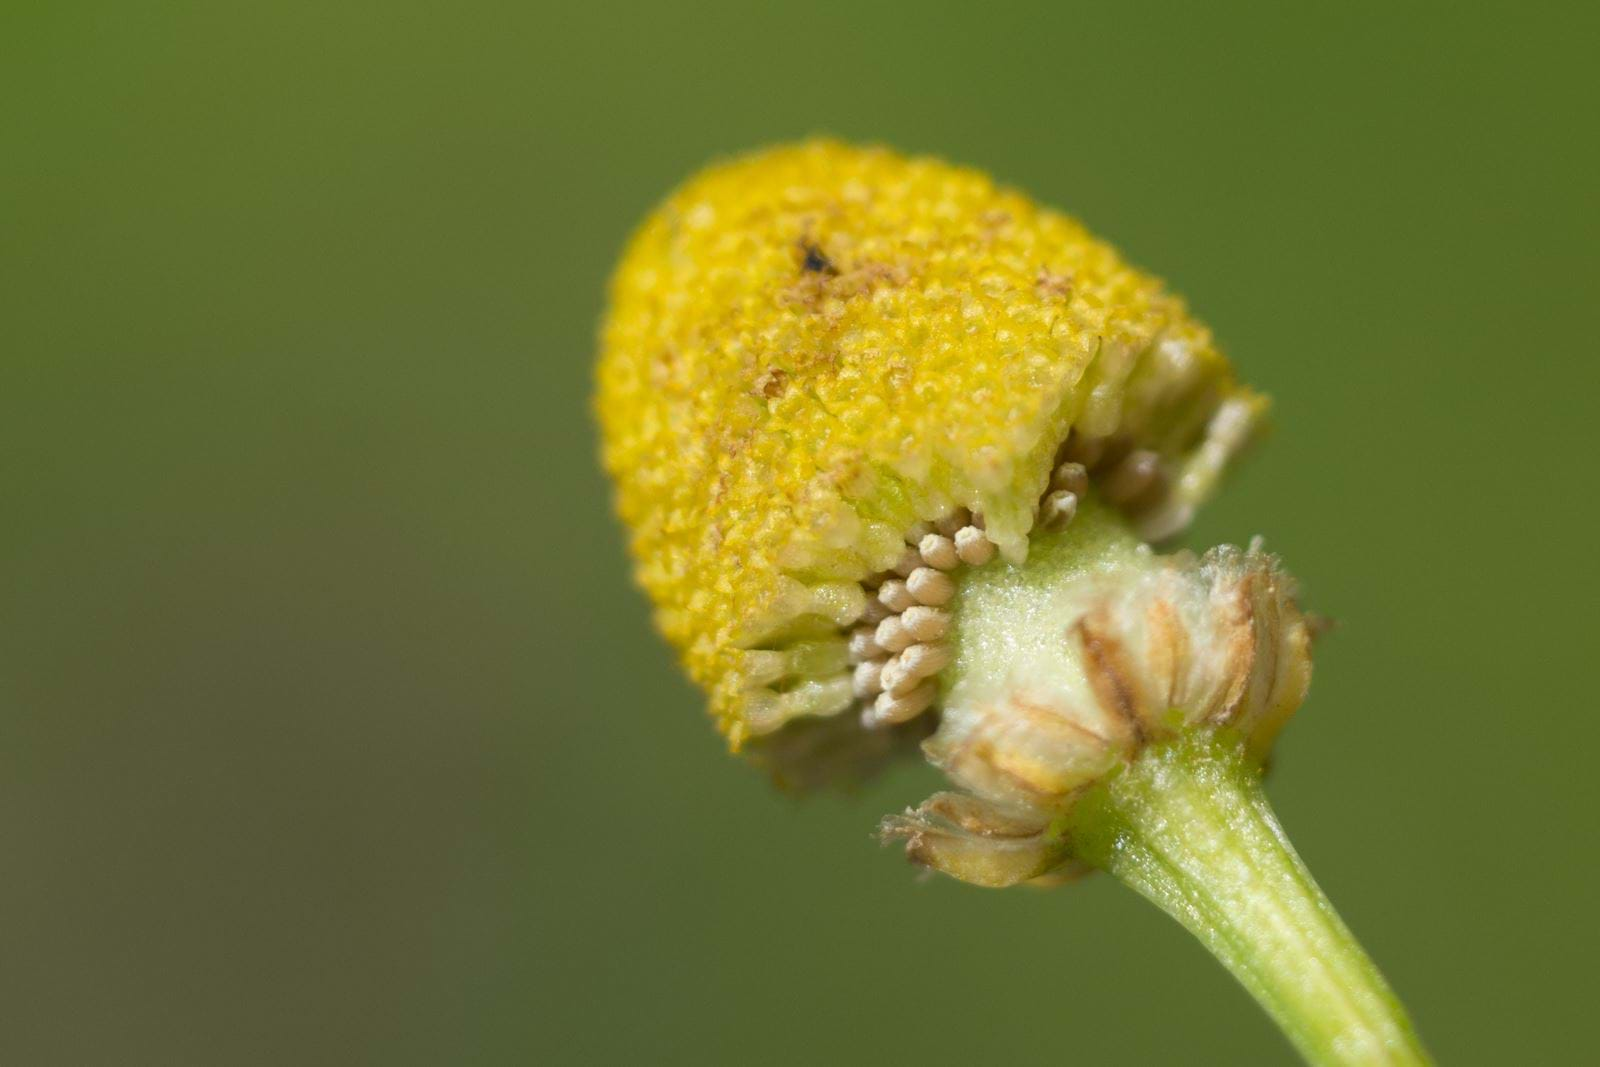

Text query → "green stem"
[1069,732,1430,1066]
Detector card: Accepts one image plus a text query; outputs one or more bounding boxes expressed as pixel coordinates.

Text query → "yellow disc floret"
[596,140,1262,745]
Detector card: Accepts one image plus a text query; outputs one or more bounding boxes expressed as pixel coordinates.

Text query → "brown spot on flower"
[755,367,789,399]
[800,241,838,275]
[1037,269,1074,301]
[648,346,679,388]
[980,209,1013,237]
[832,259,911,299]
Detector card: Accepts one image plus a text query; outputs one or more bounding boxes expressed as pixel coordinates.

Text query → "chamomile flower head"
[595,143,1428,1063]
[597,140,1262,748]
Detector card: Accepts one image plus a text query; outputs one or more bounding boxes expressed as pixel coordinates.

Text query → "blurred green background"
[4,2,1596,1063]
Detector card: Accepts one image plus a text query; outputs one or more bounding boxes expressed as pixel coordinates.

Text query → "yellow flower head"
[597,140,1263,747]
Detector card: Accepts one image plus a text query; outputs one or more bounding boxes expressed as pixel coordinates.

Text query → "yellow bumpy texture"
[597,141,1258,745]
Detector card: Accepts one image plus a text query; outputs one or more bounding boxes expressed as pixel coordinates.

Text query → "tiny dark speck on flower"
[801,242,837,274]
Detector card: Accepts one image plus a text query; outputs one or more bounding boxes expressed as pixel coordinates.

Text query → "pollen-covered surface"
[596,141,1261,745]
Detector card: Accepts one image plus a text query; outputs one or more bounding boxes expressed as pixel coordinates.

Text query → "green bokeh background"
[5,2,1596,1063]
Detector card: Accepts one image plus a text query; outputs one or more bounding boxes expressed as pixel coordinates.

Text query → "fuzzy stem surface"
[1068,732,1430,1066]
